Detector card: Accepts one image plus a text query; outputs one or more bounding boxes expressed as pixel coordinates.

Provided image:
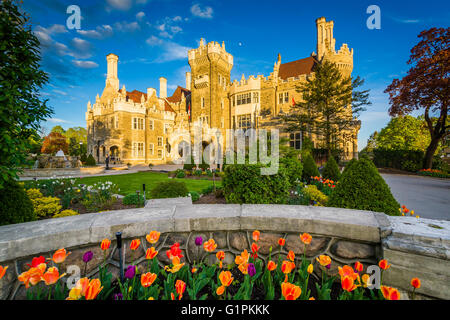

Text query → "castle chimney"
[106,53,119,90]
[185,72,191,90]
[159,77,167,98]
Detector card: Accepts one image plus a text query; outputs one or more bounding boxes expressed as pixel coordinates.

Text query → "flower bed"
[1,230,421,300]
[417,169,450,178]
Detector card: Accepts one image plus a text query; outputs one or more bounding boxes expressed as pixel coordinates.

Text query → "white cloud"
[77,25,113,39]
[146,35,163,46]
[106,0,132,11]
[52,89,67,96]
[156,41,192,62]
[190,4,213,19]
[173,16,182,22]
[72,60,99,69]
[46,118,71,124]
[69,37,94,59]
[136,11,145,20]
[35,24,68,35]
[114,21,140,32]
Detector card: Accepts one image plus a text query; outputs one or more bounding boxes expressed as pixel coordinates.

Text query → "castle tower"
[106,53,119,90]
[188,39,233,130]
[316,17,353,78]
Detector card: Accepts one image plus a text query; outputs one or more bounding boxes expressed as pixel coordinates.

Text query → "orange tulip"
[51,248,71,264]
[203,239,217,252]
[300,233,312,245]
[378,259,391,270]
[267,260,277,271]
[101,239,111,250]
[251,242,260,257]
[281,282,301,300]
[216,285,225,296]
[170,292,175,300]
[42,267,65,285]
[361,274,370,288]
[146,231,160,244]
[341,276,358,292]
[77,277,90,296]
[85,279,103,300]
[307,264,313,274]
[281,260,295,274]
[216,251,225,268]
[130,239,141,250]
[175,280,186,300]
[18,263,47,289]
[238,262,249,275]
[219,271,234,287]
[354,261,363,272]
[316,255,331,267]
[309,297,315,300]
[338,265,358,281]
[165,256,185,273]
[141,272,157,288]
[381,286,400,300]
[235,250,249,265]
[252,230,260,241]
[278,238,285,246]
[411,278,421,289]
[191,267,197,274]
[287,250,295,262]
[145,247,158,260]
[0,265,8,280]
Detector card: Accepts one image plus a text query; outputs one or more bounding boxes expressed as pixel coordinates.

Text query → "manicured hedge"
[302,153,319,182]
[0,180,36,226]
[328,159,400,216]
[322,156,341,182]
[373,148,423,172]
[149,180,189,199]
[223,164,290,204]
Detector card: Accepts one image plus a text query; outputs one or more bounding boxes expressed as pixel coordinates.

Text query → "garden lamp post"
[116,232,124,283]
[142,184,146,204]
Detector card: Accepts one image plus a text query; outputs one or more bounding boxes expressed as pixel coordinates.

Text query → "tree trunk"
[423,137,440,169]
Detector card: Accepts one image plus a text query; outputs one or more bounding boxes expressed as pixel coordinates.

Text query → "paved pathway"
[381,174,450,220]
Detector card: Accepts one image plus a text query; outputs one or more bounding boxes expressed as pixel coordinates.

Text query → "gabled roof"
[166,86,191,103]
[278,56,316,80]
[119,89,175,113]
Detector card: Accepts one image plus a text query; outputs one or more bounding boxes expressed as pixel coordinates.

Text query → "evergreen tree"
[322,155,341,182]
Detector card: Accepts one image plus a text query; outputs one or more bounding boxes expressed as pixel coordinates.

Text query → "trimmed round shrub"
[80,153,87,164]
[85,154,96,166]
[32,196,62,217]
[280,157,303,187]
[322,156,341,182]
[302,153,319,182]
[149,180,189,199]
[328,159,400,216]
[302,185,328,206]
[175,169,186,178]
[0,180,36,226]
[188,191,200,202]
[53,209,79,218]
[122,193,145,206]
[223,164,290,204]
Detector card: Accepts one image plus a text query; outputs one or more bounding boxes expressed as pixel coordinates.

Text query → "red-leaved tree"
[385,27,449,169]
[41,132,68,155]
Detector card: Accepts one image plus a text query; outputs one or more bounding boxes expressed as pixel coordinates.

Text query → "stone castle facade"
[86,17,360,165]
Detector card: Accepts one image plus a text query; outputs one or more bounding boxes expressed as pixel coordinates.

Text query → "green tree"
[283,60,371,159]
[376,115,433,152]
[322,155,341,182]
[50,125,66,135]
[302,153,319,182]
[0,0,52,188]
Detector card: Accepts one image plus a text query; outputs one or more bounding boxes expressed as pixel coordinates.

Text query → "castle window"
[253,92,259,103]
[221,99,224,109]
[279,93,283,104]
[237,114,252,130]
[157,149,163,158]
[149,120,154,130]
[164,123,170,134]
[115,116,118,129]
[149,143,154,155]
[157,136,163,147]
[284,92,289,103]
[133,142,145,157]
[232,96,235,107]
[290,132,302,150]
[132,117,144,130]
[201,97,205,108]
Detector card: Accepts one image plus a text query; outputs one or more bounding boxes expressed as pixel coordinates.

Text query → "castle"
[86,17,360,165]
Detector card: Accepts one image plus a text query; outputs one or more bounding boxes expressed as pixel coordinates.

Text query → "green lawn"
[74,171,221,198]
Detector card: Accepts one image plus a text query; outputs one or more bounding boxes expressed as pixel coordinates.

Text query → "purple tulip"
[247,263,256,277]
[114,293,123,300]
[124,265,136,279]
[195,236,203,246]
[326,263,331,269]
[83,251,93,263]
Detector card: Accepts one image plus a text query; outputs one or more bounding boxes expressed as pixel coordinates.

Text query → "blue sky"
[22,0,450,150]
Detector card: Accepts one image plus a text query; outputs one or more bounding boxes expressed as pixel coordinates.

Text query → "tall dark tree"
[283,60,371,159]
[0,0,52,188]
[385,27,449,169]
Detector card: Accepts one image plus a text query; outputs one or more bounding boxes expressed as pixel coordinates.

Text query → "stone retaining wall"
[0,204,449,300]
[19,167,105,177]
